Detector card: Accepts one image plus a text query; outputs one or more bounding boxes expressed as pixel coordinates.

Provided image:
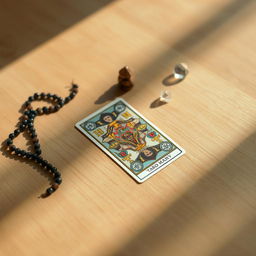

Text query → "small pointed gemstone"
[160,90,171,103]
[173,63,189,79]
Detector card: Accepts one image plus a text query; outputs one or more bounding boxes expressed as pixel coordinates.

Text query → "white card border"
[75,98,185,183]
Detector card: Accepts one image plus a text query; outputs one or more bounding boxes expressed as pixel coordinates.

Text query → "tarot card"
[75,98,185,183]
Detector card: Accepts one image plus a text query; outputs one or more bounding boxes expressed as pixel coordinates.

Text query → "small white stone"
[173,63,189,80]
[160,90,171,103]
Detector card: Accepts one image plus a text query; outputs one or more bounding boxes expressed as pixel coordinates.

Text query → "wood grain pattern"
[0,0,256,255]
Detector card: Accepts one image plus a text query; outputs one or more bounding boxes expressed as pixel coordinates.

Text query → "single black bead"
[6,138,13,145]
[28,111,36,119]
[28,117,34,123]
[42,107,48,113]
[28,122,33,128]
[46,187,55,195]
[40,93,46,98]
[41,160,47,167]
[55,176,62,184]
[28,113,35,119]
[28,124,35,129]
[54,171,61,178]
[46,93,53,98]
[30,110,37,116]
[28,96,34,101]
[24,110,30,116]
[14,129,20,136]
[24,101,30,107]
[35,149,42,155]
[22,119,29,125]
[25,152,33,159]
[29,127,35,133]
[31,154,39,160]
[34,143,40,149]
[72,84,78,88]
[46,163,53,170]
[52,94,59,100]
[69,93,75,99]
[51,167,57,173]
[41,159,46,165]
[64,96,71,104]
[26,116,32,122]
[14,148,21,155]
[19,123,26,131]
[58,101,64,107]
[34,92,40,99]
[54,105,60,111]
[31,132,37,138]
[20,150,26,156]
[8,133,15,139]
[34,156,42,163]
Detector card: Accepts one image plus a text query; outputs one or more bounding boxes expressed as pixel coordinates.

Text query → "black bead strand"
[3,83,79,197]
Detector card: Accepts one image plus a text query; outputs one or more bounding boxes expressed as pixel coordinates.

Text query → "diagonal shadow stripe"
[0,0,114,69]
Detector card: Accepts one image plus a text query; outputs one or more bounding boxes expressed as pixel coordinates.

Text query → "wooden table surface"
[1,0,256,255]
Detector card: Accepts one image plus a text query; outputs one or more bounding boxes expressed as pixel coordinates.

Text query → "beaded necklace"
[4,83,78,197]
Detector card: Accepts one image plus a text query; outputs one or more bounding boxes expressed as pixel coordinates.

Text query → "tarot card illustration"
[75,98,185,182]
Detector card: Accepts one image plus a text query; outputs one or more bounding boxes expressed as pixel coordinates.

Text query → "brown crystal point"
[118,66,133,91]
[119,66,131,79]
